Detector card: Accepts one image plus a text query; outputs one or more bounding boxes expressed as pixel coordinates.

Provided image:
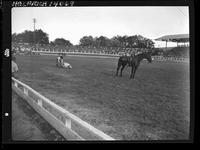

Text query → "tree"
[50,41,55,46]
[113,35,127,47]
[95,36,109,47]
[126,36,138,48]
[53,38,73,46]
[136,35,154,48]
[11,29,49,44]
[22,30,34,43]
[34,29,49,44]
[110,37,121,47]
[77,34,155,49]
[144,39,155,48]
[79,36,94,46]
[12,33,18,42]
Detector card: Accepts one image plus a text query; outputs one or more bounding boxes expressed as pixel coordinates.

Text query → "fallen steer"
[56,56,72,69]
[62,62,72,69]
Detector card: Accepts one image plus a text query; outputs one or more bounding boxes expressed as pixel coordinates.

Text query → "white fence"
[152,56,189,63]
[12,77,115,140]
[31,50,189,63]
[32,50,118,57]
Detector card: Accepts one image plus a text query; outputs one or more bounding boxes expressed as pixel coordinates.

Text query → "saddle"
[128,55,137,67]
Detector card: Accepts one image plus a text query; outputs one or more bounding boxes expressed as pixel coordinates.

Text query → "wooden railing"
[152,56,189,62]
[12,77,115,140]
[29,50,189,62]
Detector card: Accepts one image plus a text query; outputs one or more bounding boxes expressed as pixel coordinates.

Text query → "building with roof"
[155,34,189,50]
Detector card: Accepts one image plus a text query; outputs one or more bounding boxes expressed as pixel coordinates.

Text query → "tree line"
[12,29,73,46]
[79,35,154,48]
[12,29,155,48]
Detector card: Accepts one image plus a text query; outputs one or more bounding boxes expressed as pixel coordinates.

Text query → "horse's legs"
[120,65,125,77]
[130,66,134,79]
[132,66,138,79]
[116,62,121,76]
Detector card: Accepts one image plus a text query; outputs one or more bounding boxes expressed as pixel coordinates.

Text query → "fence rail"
[12,77,115,140]
[19,50,190,63]
[32,50,189,62]
[151,56,189,63]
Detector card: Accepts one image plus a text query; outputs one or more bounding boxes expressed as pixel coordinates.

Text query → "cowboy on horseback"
[116,51,152,79]
[127,50,137,67]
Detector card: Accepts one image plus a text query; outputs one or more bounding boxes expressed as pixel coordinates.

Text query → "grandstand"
[163,47,189,58]
[155,34,189,58]
[12,42,143,56]
[12,35,189,58]
[155,34,189,47]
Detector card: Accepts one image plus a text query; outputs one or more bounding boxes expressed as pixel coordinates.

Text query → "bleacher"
[164,47,189,58]
[155,34,190,58]
[12,42,189,58]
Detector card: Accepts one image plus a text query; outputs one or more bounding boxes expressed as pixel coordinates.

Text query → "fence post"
[38,99,43,107]
[23,88,28,96]
[14,82,18,88]
[65,117,71,129]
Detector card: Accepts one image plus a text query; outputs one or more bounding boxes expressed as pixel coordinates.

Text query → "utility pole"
[165,40,168,51]
[33,18,36,53]
[33,18,36,31]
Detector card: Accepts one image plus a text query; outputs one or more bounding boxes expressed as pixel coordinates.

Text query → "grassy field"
[14,55,190,140]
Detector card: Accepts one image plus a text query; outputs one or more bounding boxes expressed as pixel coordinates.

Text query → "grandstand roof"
[155,34,189,43]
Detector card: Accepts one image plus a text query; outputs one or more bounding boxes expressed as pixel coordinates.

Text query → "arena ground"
[14,55,190,140]
[12,92,65,141]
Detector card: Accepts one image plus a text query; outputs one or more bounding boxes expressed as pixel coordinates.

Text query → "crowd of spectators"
[163,47,189,58]
[12,42,189,58]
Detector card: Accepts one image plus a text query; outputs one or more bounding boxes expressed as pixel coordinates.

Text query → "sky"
[12,6,189,47]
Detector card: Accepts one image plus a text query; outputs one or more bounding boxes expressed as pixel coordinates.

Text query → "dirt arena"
[14,54,190,140]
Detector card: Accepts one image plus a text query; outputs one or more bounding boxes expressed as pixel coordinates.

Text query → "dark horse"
[116,52,152,79]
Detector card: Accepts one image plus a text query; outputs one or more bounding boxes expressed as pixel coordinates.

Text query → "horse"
[116,52,152,79]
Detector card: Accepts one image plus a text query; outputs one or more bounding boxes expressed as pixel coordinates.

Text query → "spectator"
[12,56,19,78]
